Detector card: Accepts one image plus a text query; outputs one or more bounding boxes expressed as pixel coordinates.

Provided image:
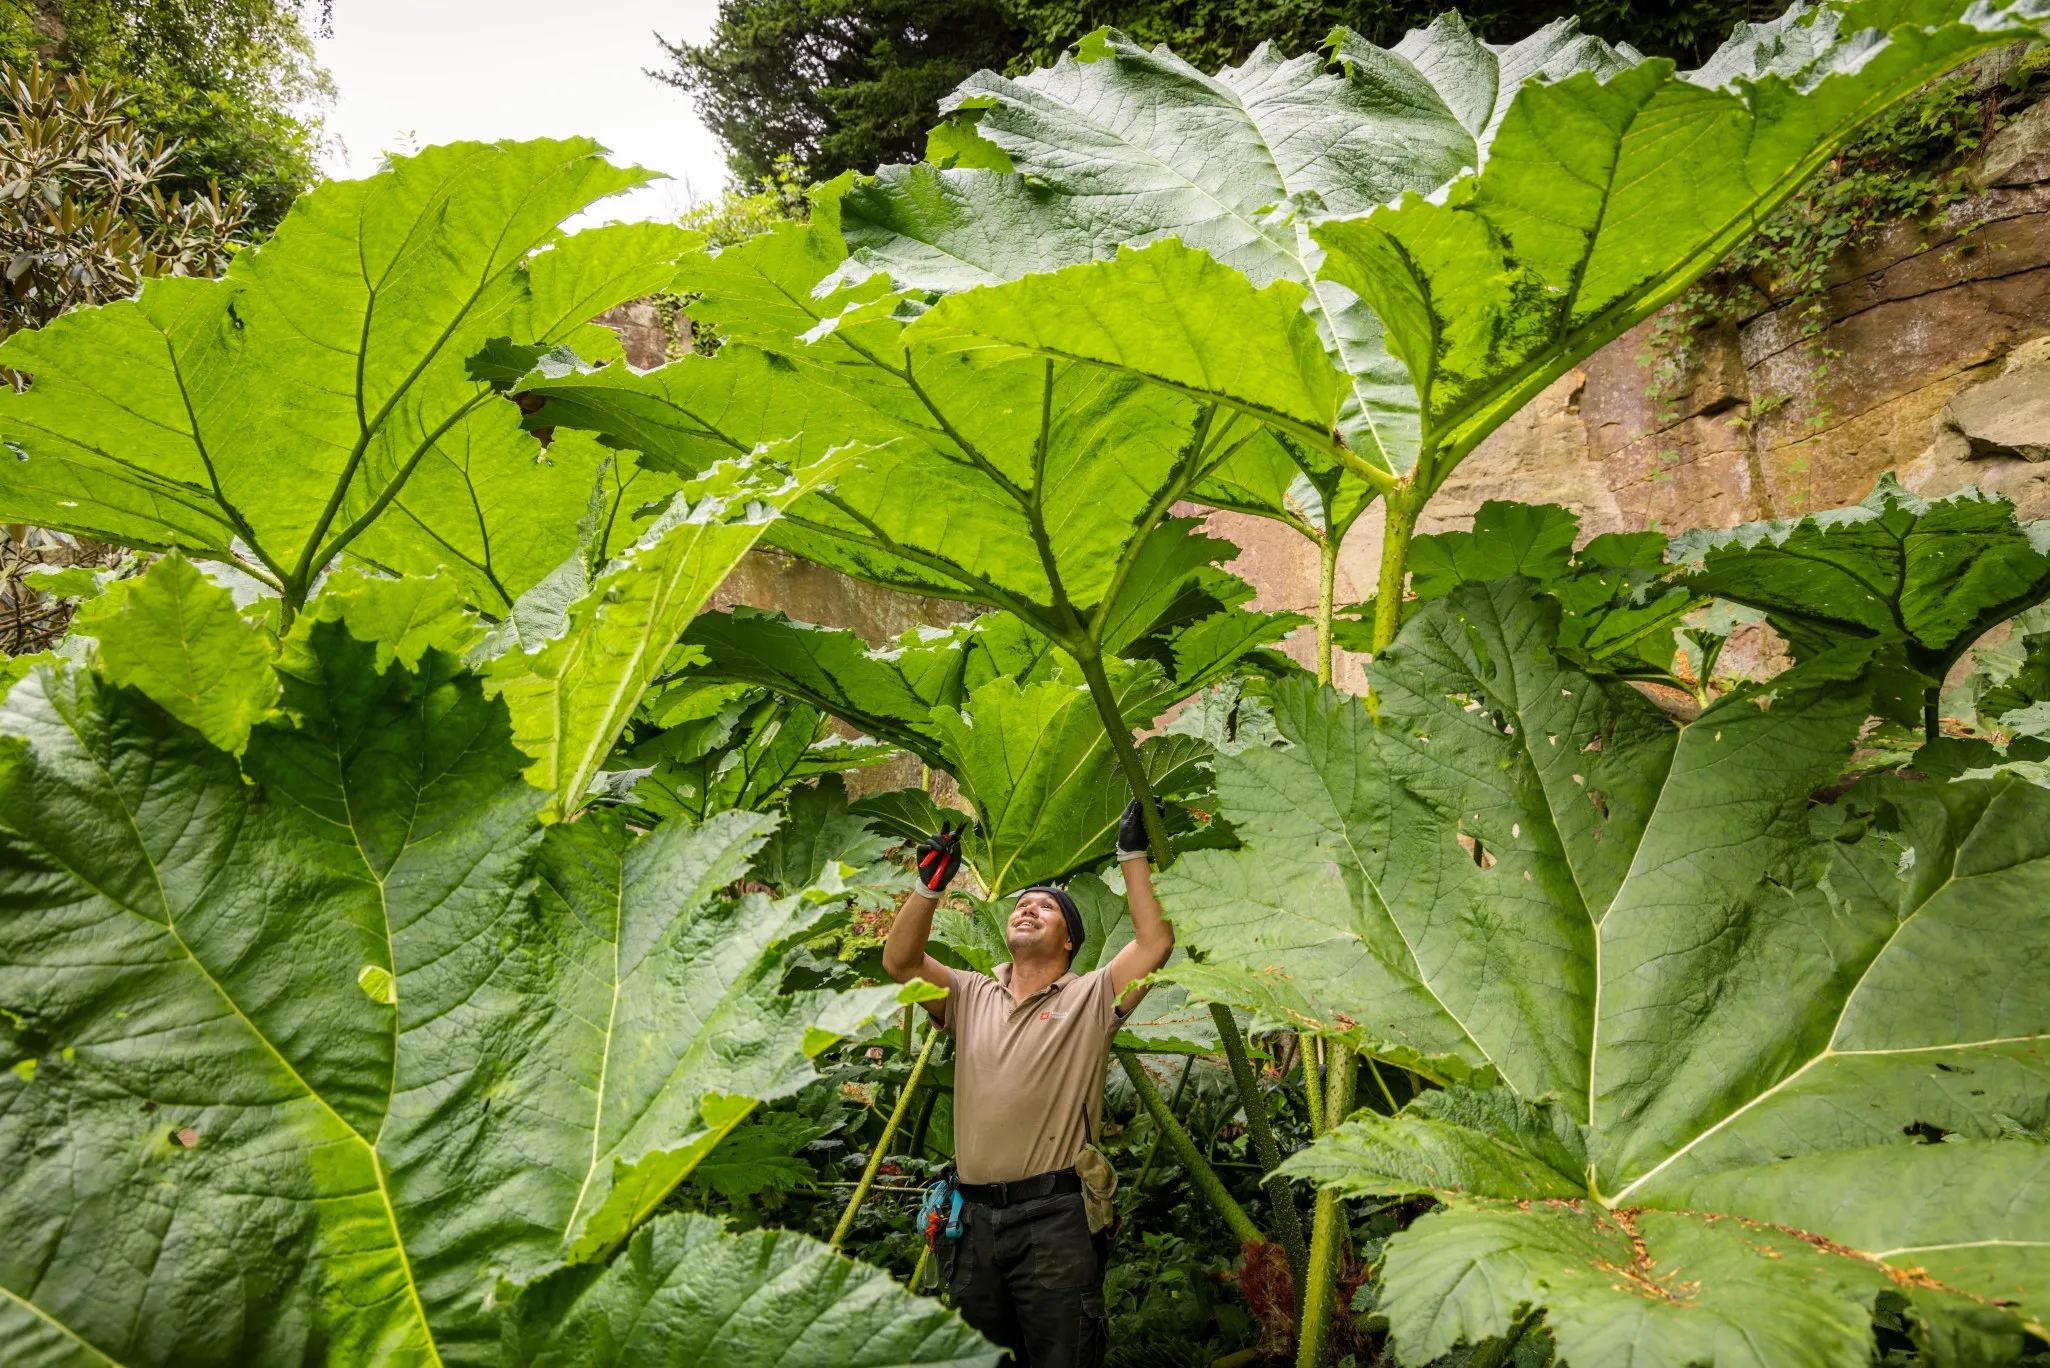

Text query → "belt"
[957,1168,1081,1208]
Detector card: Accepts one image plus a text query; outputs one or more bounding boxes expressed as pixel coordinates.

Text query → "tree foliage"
[0,62,245,341]
[655,0,1030,187]
[0,0,332,229]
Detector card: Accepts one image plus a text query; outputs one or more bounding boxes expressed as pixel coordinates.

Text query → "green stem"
[1073,644,1175,868]
[1118,1050,1264,1249]
[1363,1053,1399,1115]
[1295,1046,1357,1368]
[1299,1030,1325,1134]
[1212,1004,1307,1288]
[1133,1054,1196,1194]
[1316,534,1338,686]
[907,1073,941,1161]
[1372,487,1422,655]
[832,1028,938,1251]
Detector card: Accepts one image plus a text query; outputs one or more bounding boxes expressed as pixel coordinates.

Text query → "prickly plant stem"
[1300,1030,1325,1133]
[1212,1004,1308,1287]
[1118,1049,1265,1248]
[1316,535,1339,685]
[1373,486,1422,655]
[1296,1046,1357,1368]
[832,1027,938,1251]
[1134,1054,1197,1193]
[1074,644,1174,868]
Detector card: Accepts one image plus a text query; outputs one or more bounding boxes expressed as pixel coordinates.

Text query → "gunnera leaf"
[0,141,698,613]
[0,620,933,1366]
[1166,577,2050,1364]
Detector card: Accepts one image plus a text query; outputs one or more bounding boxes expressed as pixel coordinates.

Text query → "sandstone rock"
[1430,369,1625,536]
[1905,337,2050,517]
[1943,358,2050,461]
[712,545,974,642]
[1902,426,2050,519]
[1603,408,1764,532]
[1980,98,2050,189]
[594,300,673,369]
[1760,369,1980,514]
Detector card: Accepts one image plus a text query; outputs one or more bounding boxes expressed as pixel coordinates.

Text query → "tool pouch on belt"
[915,1171,963,1293]
[1075,1144,1118,1234]
[918,1172,963,1247]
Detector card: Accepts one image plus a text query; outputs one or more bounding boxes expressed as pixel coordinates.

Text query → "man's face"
[1006,890,1071,959]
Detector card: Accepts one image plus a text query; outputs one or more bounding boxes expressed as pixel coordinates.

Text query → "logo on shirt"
[1041,1010,1068,1021]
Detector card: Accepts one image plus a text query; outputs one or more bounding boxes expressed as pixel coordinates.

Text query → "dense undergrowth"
[1,3,2048,1366]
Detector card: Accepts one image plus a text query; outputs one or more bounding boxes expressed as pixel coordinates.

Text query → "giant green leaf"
[681,606,1052,766]
[1347,500,1692,676]
[1371,1197,2028,1368]
[915,659,1212,897]
[1312,0,2050,489]
[840,1,2050,503]
[1675,476,2050,725]
[484,451,848,818]
[518,223,1256,660]
[0,140,696,611]
[930,670,1135,897]
[1166,581,2050,1363]
[612,690,891,826]
[0,624,932,1366]
[503,1214,997,1368]
[837,17,1636,475]
[683,587,1294,776]
[71,551,278,753]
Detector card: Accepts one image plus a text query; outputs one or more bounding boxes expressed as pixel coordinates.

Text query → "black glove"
[914,821,963,895]
[1116,798,1152,863]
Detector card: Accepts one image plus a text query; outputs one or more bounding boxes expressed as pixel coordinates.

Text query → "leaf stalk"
[1316,536,1338,686]
[1117,1049,1265,1249]
[831,1026,938,1251]
[1295,1044,1356,1368]
[1212,1003,1307,1288]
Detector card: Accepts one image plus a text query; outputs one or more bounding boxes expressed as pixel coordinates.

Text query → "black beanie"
[1018,885,1085,960]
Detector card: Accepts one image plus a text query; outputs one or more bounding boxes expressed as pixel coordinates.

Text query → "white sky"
[310,1,732,224]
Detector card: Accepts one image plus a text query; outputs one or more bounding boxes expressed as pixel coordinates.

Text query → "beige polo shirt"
[943,962,1123,1184]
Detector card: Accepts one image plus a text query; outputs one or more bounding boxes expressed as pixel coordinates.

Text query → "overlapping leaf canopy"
[1340,499,1691,674]
[482,452,851,815]
[682,606,1053,766]
[0,140,697,611]
[836,0,2050,504]
[0,621,949,1366]
[1675,476,2050,726]
[518,210,1297,657]
[1161,584,2050,1364]
[837,15,1635,478]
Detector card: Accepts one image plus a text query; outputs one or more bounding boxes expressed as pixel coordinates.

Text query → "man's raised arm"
[1107,799,1174,1010]
[882,821,961,1022]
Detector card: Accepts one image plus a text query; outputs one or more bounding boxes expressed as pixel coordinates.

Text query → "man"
[882,799,1175,1367]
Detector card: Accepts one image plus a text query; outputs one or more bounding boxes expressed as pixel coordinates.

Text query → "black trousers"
[940,1190,1107,1367]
